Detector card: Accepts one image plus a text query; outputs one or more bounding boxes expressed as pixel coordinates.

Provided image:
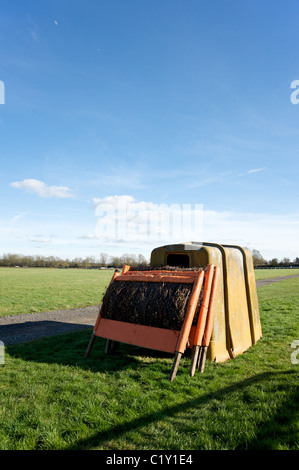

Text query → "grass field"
[0,268,298,450]
[254,268,299,280]
[0,267,113,317]
[1,266,299,318]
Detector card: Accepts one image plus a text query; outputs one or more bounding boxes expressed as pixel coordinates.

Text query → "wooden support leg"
[84,331,96,359]
[169,352,182,382]
[105,339,112,354]
[190,345,200,377]
[104,339,119,355]
[198,346,208,373]
[196,346,203,370]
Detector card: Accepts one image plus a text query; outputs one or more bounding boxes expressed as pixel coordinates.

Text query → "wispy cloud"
[29,237,51,243]
[78,234,97,240]
[239,167,266,176]
[247,167,266,174]
[95,169,146,190]
[186,177,217,189]
[10,179,75,198]
[31,31,38,42]
[93,195,203,244]
[11,212,27,223]
[90,195,299,260]
[202,208,299,260]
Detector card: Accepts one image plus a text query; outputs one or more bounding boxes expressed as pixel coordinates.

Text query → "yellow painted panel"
[150,241,262,363]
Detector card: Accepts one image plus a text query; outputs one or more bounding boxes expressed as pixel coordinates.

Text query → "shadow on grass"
[0,320,93,346]
[62,369,298,450]
[6,328,175,374]
[237,382,299,450]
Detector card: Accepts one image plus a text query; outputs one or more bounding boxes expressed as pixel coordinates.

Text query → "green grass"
[1,266,299,318]
[254,268,299,280]
[0,268,113,317]
[0,277,298,450]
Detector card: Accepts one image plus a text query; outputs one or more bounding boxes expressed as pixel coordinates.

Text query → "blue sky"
[1,0,299,261]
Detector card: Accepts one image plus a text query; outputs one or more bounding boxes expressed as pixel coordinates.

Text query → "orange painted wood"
[124,270,199,276]
[193,264,214,346]
[92,266,212,356]
[175,270,205,353]
[95,318,181,353]
[115,274,196,284]
[202,266,220,347]
[93,269,121,332]
[121,265,131,274]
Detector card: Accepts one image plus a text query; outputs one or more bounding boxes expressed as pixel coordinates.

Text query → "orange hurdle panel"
[85,266,210,380]
[96,318,180,353]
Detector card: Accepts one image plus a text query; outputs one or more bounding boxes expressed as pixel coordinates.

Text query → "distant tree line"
[0,252,149,269]
[251,249,299,268]
[0,250,298,269]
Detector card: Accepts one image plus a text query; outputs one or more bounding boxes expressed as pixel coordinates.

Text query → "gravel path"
[255,274,299,287]
[1,274,299,345]
[0,305,100,345]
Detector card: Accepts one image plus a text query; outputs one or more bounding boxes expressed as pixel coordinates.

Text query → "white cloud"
[78,234,97,240]
[239,167,266,176]
[11,212,27,222]
[247,167,266,174]
[93,195,203,244]
[1,191,298,261]
[202,209,299,260]
[10,179,75,198]
[91,195,299,261]
[29,237,51,243]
